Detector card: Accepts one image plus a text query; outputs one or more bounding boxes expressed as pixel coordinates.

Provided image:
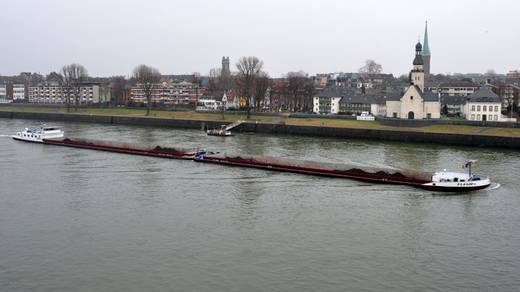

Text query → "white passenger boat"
[12,126,64,143]
[420,160,491,192]
[207,127,233,136]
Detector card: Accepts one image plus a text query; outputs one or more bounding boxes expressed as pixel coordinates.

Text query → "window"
[483,105,487,111]
[427,113,432,119]
[410,96,413,100]
[393,112,397,118]
[494,106,499,112]
[477,105,481,111]
[471,105,475,111]
[477,114,481,120]
[494,115,498,121]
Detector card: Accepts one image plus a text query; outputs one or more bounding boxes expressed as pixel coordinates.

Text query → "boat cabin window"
[453,178,458,182]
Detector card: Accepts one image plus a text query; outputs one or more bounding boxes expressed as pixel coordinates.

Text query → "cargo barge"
[11,125,490,192]
[194,152,492,192]
[43,137,196,160]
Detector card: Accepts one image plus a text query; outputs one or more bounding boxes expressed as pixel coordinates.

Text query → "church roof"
[466,88,501,103]
[413,54,424,65]
[407,85,439,101]
[422,21,431,56]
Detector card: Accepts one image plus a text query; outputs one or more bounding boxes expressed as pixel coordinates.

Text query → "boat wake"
[487,183,501,191]
[0,134,11,137]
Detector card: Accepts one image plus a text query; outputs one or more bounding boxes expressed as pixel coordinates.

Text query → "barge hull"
[196,155,432,187]
[43,138,195,160]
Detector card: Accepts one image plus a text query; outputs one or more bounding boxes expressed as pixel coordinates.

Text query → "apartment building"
[29,83,107,104]
[130,81,202,105]
[0,84,8,103]
[13,84,25,100]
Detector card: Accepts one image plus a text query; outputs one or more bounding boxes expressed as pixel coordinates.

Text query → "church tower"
[221,56,230,78]
[421,21,431,77]
[410,42,425,92]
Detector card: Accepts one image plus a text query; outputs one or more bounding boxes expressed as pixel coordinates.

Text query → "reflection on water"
[1,118,520,292]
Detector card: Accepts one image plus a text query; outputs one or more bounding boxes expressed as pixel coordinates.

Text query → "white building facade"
[130,81,202,105]
[463,88,514,122]
[29,84,105,104]
[13,84,25,101]
[431,82,479,96]
[313,96,341,114]
[0,85,7,103]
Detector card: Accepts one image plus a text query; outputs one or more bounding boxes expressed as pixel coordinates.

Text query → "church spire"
[422,21,431,56]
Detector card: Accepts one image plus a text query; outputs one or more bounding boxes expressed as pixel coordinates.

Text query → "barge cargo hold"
[31,136,491,192]
[194,153,492,192]
[43,138,196,159]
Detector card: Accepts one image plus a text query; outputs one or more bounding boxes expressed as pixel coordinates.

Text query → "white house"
[385,42,441,119]
[313,89,343,114]
[463,88,515,122]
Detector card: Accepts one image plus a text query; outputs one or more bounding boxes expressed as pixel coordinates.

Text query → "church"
[386,23,440,119]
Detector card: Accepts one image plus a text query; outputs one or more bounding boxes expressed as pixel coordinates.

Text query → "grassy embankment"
[1,105,519,137]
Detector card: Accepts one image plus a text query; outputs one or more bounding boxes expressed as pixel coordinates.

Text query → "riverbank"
[1,106,520,149]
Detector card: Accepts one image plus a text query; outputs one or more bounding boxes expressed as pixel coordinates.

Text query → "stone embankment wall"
[1,111,519,149]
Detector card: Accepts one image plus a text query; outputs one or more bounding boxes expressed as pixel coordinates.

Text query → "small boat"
[207,126,233,137]
[206,120,243,137]
[419,160,491,192]
[12,126,64,143]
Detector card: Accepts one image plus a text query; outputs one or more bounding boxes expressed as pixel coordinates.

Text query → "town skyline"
[1,0,519,77]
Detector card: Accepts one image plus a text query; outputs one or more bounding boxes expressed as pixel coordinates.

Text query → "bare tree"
[235,56,264,118]
[358,59,383,75]
[302,81,315,112]
[61,63,88,112]
[208,67,222,92]
[287,71,308,111]
[109,76,128,105]
[484,69,497,83]
[253,72,270,110]
[132,64,161,116]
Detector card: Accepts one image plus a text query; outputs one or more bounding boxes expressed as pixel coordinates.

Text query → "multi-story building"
[13,84,25,101]
[0,84,8,103]
[130,81,202,105]
[463,88,504,121]
[29,83,107,104]
[312,88,345,114]
[506,70,520,82]
[430,81,479,96]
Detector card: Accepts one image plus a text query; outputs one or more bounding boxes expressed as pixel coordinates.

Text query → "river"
[1,118,519,291]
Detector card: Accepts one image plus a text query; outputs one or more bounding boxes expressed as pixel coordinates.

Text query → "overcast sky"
[1,0,519,77]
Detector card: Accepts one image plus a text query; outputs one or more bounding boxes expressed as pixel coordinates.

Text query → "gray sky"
[1,0,519,77]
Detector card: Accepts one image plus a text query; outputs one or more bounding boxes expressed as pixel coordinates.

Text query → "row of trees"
[50,59,384,116]
[57,63,161,115]
[55,58,382,116]
[208,57,317,114]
